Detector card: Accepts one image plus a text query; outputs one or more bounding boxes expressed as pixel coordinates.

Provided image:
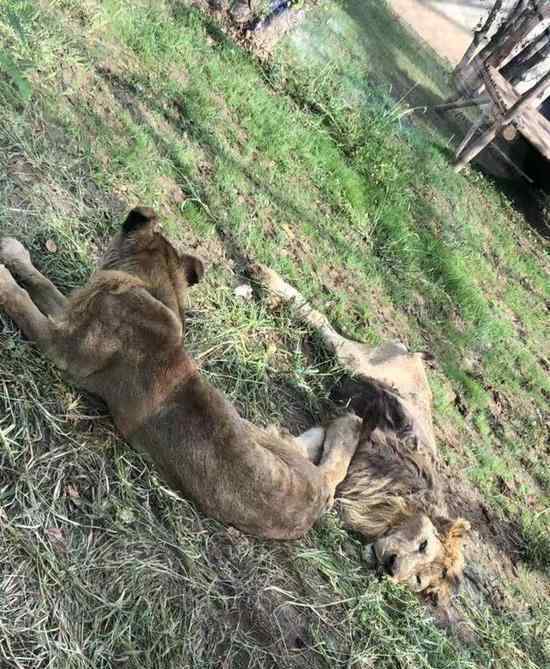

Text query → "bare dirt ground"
[388,0,493,64]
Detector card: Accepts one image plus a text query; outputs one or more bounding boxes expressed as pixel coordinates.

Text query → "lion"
[247,265,471,608]
[0,208,361,541]
[0,207,468,609]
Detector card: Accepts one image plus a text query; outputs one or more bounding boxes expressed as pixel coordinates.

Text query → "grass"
[0,0,549,667]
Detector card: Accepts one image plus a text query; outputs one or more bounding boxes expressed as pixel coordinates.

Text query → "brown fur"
[0,208,361,541]
[0,210,468,609]
[248,264,471,607]
[336,382,470,605]
[337,378,441,539]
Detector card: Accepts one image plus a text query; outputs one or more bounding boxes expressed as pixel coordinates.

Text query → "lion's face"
[373,514,470,603]
[100,207,204,323]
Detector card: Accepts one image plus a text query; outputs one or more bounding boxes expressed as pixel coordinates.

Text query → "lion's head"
[100,207,204,323]
[373,513,470,604]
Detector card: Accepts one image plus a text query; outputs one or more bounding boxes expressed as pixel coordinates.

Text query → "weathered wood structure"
[438,0,550,173]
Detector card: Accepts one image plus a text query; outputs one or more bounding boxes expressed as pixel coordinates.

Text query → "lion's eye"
[418,540,428,553]
[442,567,448,578]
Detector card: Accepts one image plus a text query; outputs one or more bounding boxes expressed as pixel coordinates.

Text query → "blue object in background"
[252,0,294,31]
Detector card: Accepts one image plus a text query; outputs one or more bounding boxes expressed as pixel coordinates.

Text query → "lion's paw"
[0,264,19,303]
[332,412,362,436]
[0,238,32,271]
[327,413,362,453]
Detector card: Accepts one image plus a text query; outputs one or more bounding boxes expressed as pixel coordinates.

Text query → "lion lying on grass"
[248,265,471,607]
[0,207,468,607]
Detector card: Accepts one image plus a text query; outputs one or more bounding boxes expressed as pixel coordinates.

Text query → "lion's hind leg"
[0,238,67,318]
[0,264,56,351]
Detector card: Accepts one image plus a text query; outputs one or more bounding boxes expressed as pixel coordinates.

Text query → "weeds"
[0,0,549,667]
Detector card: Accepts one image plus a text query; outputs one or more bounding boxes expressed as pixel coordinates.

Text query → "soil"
[388,0,492,66]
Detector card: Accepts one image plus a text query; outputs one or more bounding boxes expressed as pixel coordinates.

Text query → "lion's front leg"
[0,238,67,318]
[318,413,362,506]
[0,264,56,354]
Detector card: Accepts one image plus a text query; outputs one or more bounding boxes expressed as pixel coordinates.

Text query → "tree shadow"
[68,55,340,431]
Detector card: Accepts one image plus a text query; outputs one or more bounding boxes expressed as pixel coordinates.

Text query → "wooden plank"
[455,67,550,170]
[486,67,550,158]
[515,106,550,159]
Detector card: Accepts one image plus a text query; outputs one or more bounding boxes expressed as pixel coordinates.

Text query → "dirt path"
[388,0,493,64]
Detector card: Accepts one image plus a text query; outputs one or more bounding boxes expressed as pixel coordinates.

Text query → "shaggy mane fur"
[336,376,445,539]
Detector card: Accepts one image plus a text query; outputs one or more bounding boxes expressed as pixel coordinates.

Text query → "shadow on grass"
[340,0,550,238]
[4,0,546,575]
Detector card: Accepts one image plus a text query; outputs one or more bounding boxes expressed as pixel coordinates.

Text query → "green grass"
[1,0,549,667]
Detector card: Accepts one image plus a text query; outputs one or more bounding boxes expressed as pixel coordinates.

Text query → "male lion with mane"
[249,264,471,611]
[0,207,469,612]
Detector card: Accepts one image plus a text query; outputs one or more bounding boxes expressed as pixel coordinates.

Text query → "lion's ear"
[446,519,470,540]
[122,207,158,237]
[181,253,204,286]
[442,518,470,560]
[433,516,470,538]
[442,518,470,589]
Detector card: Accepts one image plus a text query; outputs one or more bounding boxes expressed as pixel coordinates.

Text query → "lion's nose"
[384,553,397,575]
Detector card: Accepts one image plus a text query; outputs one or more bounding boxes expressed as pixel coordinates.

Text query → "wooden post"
[453,0,512,96]
[456,0,504,70]
[455,109,490,158]
[434,95,490,113]
[486,6,550,72]
[508,38,550,91]
[454,68,550,172]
